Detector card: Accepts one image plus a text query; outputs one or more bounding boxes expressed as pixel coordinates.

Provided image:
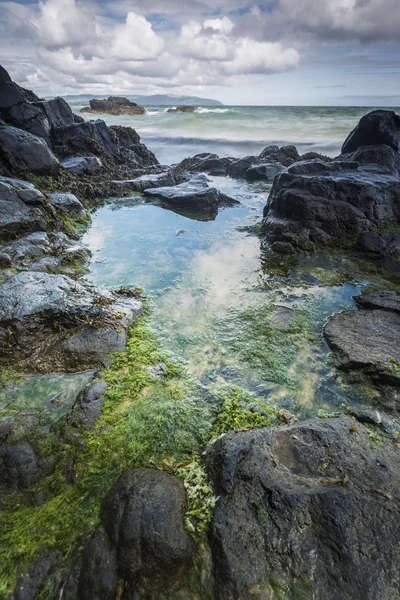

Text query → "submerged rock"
[143,175,239,212]
[205,416,400,600]
[0,271,142,372]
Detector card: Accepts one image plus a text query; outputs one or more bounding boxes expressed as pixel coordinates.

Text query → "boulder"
[175,155,235,176]
[143,175,239,212]
[0,441,40,494]
[81,97,146,116]
[67,378,108,428]
[0,125,59,174]
[47,192,86,217]
[61,156,102,175]
[77,528,118,600]
[263,159,400,252]
[205,417,400,600]
[246,162,284,182]
[52,119,119,158]
[0,189,49,241]
[0,271,142,372]
[342,110,400,154]
[132,169,187,191]
[324,304,400,387]
[227,156,259,178]
[32,97,75,130]
[259,144,300,166]
[340,144,400,176]
[98,468,195,594]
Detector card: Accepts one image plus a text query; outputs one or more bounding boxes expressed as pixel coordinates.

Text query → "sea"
[71,103,400,165]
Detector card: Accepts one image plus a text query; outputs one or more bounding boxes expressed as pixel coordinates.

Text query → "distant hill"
[59,93,223,107]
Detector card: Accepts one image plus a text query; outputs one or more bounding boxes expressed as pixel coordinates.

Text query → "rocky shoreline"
[0,65,399,600]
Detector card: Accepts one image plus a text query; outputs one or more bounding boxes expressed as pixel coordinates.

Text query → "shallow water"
[82,176,374,419]
[72,104,400,163]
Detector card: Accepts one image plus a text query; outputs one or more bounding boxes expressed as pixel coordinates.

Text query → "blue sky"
[0,0,399,105]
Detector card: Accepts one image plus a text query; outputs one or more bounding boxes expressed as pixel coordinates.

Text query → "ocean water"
[72,103,400,164]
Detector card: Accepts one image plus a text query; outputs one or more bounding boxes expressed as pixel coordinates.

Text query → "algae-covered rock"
[205,416,400,600]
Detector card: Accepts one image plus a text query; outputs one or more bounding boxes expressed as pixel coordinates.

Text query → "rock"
[0,441,39,494]
[12,550,61,600]
[81,96,146,116]
[0,271,142,373]
[357,231,387,253]
[132,170,187,191]
[61,156,102,175]
[205,417,400,600]
[143,175,239,212]
[109,124,140,146]
[167,105,196,113]
[100,468,195,594]
[175,155,235,177]
[324,307,400,387]
[32,97,76,130]
[353,290,400,314]
[77,527,118,600]
[227,156,258,179]
[340,144,400,176]
[110,125,158,166]
[342,110,400,154]
[52,119,119,158]
[0,189,49,241]
[348,407,382,425]
[263,159,400,252]
[68,379,108,428]
[48,192,86,217]
[246,162,284,182]
[259,144,300,166]
[0,252,11,267]
[17,188,46,206]
[0,125,59,174]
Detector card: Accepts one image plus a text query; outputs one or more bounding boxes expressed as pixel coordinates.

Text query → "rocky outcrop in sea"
[80,96,146,116]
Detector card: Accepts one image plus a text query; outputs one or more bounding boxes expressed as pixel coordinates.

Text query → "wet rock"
[109,124,140,146]
[110,125,158,167]
[33,97,76,130]
[0,441,39,494]
[324,307,400,387]
[68,379,108,428]
[357,231,387,253]
[0,252,11,267]
[52,119,119,158]
[227,156,259,178]
[263,159,400,252]
[167,105,196,113]
[12,550,61,600]
[259,144,300,166]
[48,192,86,217]
[100,468,195,594]
[144,175,239,212]
[267,305,296,330]
[342,109,400,154]
[0,271,142,373]
[353,290,400,314]
[205,417,400,600]
[132,169,187,191]
[77,527,118,600]
[0,189,49,241]
[61,156,102,175]
[340,144,400,176]
[348,407,382,425]
[17,188,46,206]
[0,125,59,174]
[246,162,284,182]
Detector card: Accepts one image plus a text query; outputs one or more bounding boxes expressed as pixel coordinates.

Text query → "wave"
[195,107,231,114]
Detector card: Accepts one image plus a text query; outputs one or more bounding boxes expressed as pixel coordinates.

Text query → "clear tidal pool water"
[81,176,375,419]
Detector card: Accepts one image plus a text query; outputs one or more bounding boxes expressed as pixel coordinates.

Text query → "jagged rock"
[205,417,400,600]
[354,290,400,314]
[143,175,239,212]
[0,125,59,174]
[227,156,259,178]
[0,271,142,373]
[81,96,146,116]
[246,162,284,182]
[259,144,300,166]
[175,155,235,176]
[61,156,102,175]
[340,144,400,176]
[52,119,119,158]
[47,192,86,217]
[12,551,61,600]
[324,305,400,388]
[342,110,400,154]
[33,97,75,130]
[109,124,140,146]
[68,378,108,428]
[99,468,195,595]
[263,159,400,252]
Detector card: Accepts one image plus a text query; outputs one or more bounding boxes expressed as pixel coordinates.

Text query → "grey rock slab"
[0,125,59,174]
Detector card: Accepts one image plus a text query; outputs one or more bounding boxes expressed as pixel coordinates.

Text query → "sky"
[0,0,399,105]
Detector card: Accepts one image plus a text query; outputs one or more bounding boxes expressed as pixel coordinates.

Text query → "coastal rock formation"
[263,111,400,255]
[143,174,239,213]
[0,125,59,174]
[246,161,284,181]
[167,105,196,113]
[0,271,142,372]
[80,97,146,116]
[205,417,400,600]
[324,291,400,389]
[61,156,102,175]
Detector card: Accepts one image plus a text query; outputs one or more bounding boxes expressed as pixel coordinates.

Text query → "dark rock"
[132,169,187,191]
[342,110,400,154]
[259,144,300,166]
[0,189,49,241]
[101,468,195,594]
[61,156,102,174]
[68,379,108,428]
[109,124,140,146]
[340,144,400,176]
[48,192,86,217]
[0,271,142,373]
[81,96,146,116]
[259,144,279,157]
[324,307,400,388]
[17,188,45,205]
[0,125,59,174]
[353,290,400,314]
[33,97,75,130]
[13,550,61,600]
[111,125,159,167]
[0,252,11,267]
[227,156,258,178]
[205,417,400,600]
[0,441,39,494]
[78,527,118,600]
[263,159,400,252]
[52,119,119,158]
[167,105,196,113]
[144,175,239,212]
[348,407,382,425]
[357,231,387,253]
[246,162,284,182]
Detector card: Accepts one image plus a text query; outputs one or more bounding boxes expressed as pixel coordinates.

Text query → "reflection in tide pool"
[83,176,368,417]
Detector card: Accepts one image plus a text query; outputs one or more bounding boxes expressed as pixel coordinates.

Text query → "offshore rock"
[81,96,146,116]
[0,271,142,373]
[205,417,400,600]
